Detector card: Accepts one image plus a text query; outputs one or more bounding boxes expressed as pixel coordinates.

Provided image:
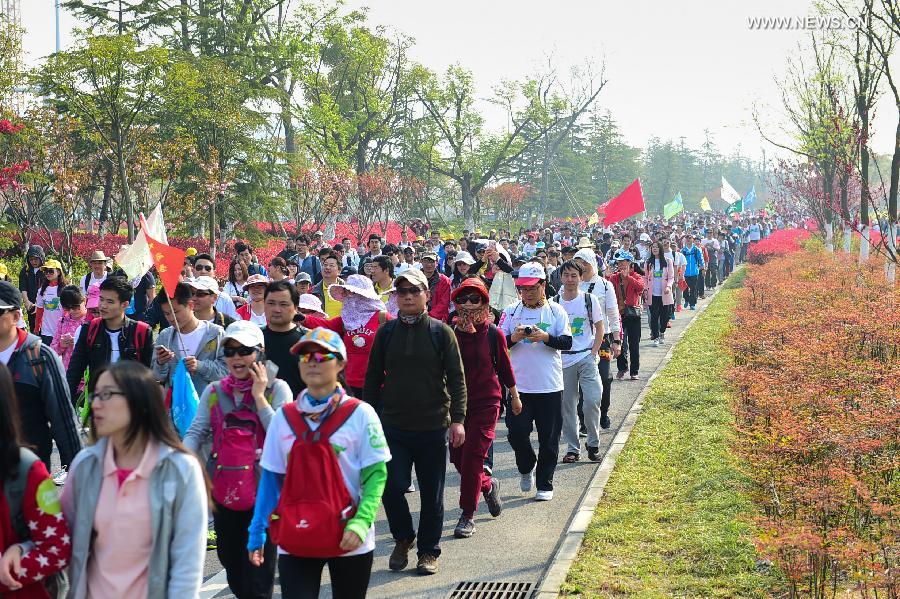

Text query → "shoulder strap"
[584,291,594,325]
[133,321,150,361]
[281,403,310,439]
[379,318,398,350]
[428,317,445,359]
[24,341,44,383]
[377,311,387,327]
[315,398,360,440]
[487,323,498,371]
[5,448,40,540]
[87,318,102,347]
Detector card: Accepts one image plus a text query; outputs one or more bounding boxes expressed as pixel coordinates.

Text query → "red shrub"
[746,228,811,264]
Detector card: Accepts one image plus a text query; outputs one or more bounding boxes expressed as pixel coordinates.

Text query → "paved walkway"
[201,291,718,598]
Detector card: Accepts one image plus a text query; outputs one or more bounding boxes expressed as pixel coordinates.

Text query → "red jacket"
[607,270,645,311]
[428,273,451,322]
[303,311,391,388]
[0,458,72,598]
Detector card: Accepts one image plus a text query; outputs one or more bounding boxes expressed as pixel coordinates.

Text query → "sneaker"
[616,370,626,380]
[653,339,660,347]
[600,414,611,429]
[660,333,666,342]
[454,516,476,538]
[579,423,587,437]
[630,374,639,380]
[416,554,438,575]
[520,467,535,493]
[587,446,601,461]
[206,529,217,550]
[690,305,696,310]
[535,490,554,501]
[389,537,416,571]
[406,481,416,493]
[483,477,503,517]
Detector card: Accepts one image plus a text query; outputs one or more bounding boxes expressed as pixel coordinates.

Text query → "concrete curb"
[533,281,730,599]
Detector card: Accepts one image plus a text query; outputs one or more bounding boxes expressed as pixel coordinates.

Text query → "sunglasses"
[395,286,423,296]
[194,264,213,271]
[299,351,339,364]
[41,268,57,274]
[454,294,483,305]
[194,290,215,297]
[223,346,257,357]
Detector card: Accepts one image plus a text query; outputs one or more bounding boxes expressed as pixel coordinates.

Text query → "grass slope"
[562,270,780,598]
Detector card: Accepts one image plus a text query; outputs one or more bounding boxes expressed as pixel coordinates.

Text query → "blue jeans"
[381,426,448,557]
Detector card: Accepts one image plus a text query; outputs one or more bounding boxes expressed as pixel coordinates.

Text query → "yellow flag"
[587,213,599,226]
[700,196,711,212]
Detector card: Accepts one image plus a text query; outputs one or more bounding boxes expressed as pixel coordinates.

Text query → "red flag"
[602,179,645,226]
[143,221,186,297]
[596,201,608,216]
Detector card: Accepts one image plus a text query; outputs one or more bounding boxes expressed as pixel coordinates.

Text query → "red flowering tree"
[482,182,532,231]
[349,167,392,244]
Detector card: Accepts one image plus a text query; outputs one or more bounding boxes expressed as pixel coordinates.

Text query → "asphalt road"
[199,290,716,599]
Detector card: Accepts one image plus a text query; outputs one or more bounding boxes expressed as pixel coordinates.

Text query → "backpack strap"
[131,321,150,363]
[379,318,398,350]
[487,323,498,371]
[584,291,594,326]
[4,447,40,540]
[86,318,102,348]
[428,318,445,360]
[282,398,359,444]
[377,311,387,327]
[23,341,44,384]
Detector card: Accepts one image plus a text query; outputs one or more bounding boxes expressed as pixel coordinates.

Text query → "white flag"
[114,204,167,280]
[721,177,741,205]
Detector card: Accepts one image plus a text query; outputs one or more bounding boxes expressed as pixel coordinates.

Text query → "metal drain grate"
[447,581,534,599]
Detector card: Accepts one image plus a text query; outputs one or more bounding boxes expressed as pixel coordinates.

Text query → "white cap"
[454,250,476,265]
[188,276,220,294]
[573,248,597,266]
[639,232,651,242]
[223,320,264,348]
[514,262,546,286]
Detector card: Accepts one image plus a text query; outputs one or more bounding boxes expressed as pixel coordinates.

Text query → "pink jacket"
[50,313,91,368]
[643,259,675,306]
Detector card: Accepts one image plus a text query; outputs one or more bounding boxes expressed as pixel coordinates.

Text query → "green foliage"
[563,276,782,598]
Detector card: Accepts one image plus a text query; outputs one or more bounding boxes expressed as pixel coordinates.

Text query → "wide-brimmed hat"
[297,293,327,317]
[576,237,593,248]
[244,274,270,289]
[328,274,382,302]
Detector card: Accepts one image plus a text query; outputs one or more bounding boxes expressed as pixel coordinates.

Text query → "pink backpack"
[207,383,267,511]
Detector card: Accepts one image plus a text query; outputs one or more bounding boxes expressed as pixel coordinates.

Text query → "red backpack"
[268,399,360,558]
[207,383,266,511]
[86,318,149,362]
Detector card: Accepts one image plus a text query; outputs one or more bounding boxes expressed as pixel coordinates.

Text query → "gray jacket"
[152,321,227,392]
[61,439,208,599]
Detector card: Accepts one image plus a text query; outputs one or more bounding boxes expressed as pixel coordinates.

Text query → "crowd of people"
[0,211,788,598]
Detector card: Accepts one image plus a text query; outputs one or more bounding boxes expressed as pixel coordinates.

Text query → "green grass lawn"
[562,270,782,598]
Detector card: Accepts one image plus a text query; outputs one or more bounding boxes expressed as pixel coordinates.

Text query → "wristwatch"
[611,339,621,345]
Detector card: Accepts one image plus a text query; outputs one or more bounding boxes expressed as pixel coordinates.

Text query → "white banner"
[114,204,168,280]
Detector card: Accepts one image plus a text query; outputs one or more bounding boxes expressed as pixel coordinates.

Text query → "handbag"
[624,305,641,319]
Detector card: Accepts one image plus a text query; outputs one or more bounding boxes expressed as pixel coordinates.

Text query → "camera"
[523,326,534,335]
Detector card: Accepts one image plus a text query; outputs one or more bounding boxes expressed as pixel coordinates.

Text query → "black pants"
[648,296,670,340]
[616,316,641,376]
[698,269,706,298]
[684,275,700,306]
[213,503,276,599]
[381,426,447,557]
[598,358,611,416]
[278,551,373,599]
[505,391,562,492]
[705,263,718,288]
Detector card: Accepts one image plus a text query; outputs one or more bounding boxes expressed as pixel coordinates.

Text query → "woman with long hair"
[0,363,71,598]
[225,258,250,306]
[643,241,675,345]
[61,361,208,599]
[34,259,67,345]
[184,321,292,599]
[248,328,389,599]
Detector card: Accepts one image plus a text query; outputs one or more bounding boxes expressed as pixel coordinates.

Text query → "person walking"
[61,361,208,599]
[363,268,467,575]
[0,281,81,472]
[247,328,389,598]
[17,246,46,333]
[448,278,517,538]
[643,242,674,345]
[554,260,605,463]
[498,262,572,502]
[0,363,72,598]
[607,252,644,380]
[185,321,292,599]
[34,260,67,346]
[681,236,705,310]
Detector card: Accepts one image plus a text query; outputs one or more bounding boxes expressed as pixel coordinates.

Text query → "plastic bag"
[489,271,518,311]
[171,358,199,438]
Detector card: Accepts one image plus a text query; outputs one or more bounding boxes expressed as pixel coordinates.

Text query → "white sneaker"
[653,339,660,347]
[520,468,535,493]
[660,333,666,343]
[535,490,553,501]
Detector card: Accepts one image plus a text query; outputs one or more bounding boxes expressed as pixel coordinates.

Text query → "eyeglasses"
[516,284,541,292]
[454,294,483,305]
[90,390,126,402]
[299,351,339,363]
[223,346,257,357]
[395,286,423,296]
[194,264,213,272]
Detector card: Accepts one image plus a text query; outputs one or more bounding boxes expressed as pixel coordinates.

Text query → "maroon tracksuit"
[450,322,516,518]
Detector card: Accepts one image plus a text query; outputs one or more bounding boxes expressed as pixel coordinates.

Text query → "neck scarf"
[522,296,546,309]
[297,385,344,422]
[219,373,255,407]
[399,310,426,325]
[454,302,488,334]
[341,293,386,330]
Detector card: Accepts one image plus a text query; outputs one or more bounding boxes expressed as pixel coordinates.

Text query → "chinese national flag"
[143,219,186,297]
[602,179,645,226]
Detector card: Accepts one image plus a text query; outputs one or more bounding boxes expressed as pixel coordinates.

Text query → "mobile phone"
[154,344,168,352]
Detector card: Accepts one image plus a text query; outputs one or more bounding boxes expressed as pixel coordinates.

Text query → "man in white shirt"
[574,248,621,429]
[499,262,572,501]
[554,259,605,462]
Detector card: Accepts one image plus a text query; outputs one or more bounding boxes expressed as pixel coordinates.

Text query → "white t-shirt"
[174,321,208,357]
[260,400,391,556]
[499,300,571,393]
[82,273,107,294]
[37,284,63,337]
[671,251,687,272]
[580,276,620,336]
[107,329,121,363]
[248,308,267,327]
[556,291,602,369]
[0,336,17,365]
[215,294,240,319]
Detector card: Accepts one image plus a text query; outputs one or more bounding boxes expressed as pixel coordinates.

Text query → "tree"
[482,182,531,231]
[35,33,168,241]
